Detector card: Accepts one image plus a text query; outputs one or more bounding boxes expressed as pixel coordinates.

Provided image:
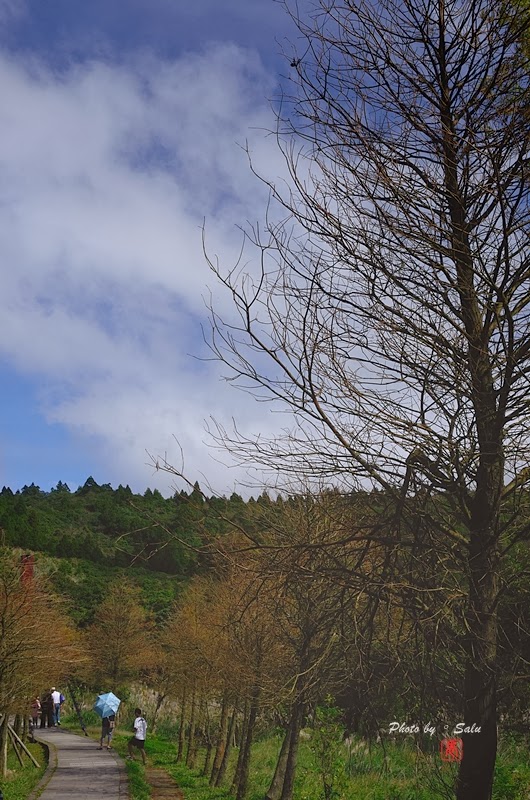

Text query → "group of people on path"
[99,706,147,764]
[31,686,148,765]
[30,687,64,731]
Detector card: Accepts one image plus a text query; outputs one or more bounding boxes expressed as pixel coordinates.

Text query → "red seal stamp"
[440,737,463,762]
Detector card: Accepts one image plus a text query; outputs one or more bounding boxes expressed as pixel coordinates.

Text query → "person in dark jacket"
[40,693,53,728]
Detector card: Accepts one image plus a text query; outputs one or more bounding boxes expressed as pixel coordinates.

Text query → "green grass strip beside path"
[1,741,47,800]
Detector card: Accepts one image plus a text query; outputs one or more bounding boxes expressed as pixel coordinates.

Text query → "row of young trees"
[4,489,527,795]
[74,498,374,799]
[84,491,530,799]
[192,0,530,798]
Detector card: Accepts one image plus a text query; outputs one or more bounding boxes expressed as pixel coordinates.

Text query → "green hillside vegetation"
[0,478,203,574]
[0,478,280,624]
[15,551,183,626]
[0,479,273,570]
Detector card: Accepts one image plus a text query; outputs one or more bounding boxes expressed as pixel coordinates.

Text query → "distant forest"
[0,477,277,624]
[0,477,270,573]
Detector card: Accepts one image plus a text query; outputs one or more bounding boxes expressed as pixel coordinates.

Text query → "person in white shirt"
[51,688,63,726]
[127,708,147,764]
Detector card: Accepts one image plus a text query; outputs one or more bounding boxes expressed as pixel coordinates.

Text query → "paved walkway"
[34,728,128,799]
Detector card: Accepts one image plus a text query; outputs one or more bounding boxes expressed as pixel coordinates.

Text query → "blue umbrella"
[93,692,121,718]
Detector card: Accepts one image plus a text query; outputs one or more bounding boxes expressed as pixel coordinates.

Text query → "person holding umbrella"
[99,713,116,750]
[93,691,121,750]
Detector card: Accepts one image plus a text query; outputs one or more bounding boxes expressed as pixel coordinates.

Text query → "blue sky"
[0,0,289,67]
[0,0,297,496]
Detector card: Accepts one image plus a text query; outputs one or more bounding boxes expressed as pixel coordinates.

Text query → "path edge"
[109,749,130,799]
[27,738,57,800]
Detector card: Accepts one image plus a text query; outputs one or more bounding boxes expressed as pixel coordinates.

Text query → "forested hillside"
[0,478,199,572]
[0,477,270,565]
[0,477,277,624]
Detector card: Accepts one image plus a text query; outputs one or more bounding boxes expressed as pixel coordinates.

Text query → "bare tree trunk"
[265,726,291,800]
[189,696,205,769]
[456,542,499,800]
[177,689,187,762]
[0,716,8,778]
[151,693,166,733]
[231,700,250,795]
[279,701,305,800]
[235,689,260,800]
[200,700,213,776]
[438,14,504,795]
[216,705,238,787]
[13,714,22,738]
[202,744,213,776]
[210,694,229,785]
[186,687,197,768]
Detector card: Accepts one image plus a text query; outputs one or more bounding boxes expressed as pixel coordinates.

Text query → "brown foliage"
[0,550,83,716]
[83,579,156,687]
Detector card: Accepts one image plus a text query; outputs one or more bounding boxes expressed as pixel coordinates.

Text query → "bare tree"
[204,1,530,797]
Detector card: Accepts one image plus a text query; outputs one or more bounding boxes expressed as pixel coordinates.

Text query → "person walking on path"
[30,696,41,740]
[30,697,41,723]
[127,708,147,765]
[51,687,64,725]
[40,692,53,728]
[99,713,116,750]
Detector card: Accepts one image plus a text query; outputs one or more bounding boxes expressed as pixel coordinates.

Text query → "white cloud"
[0,44,291,496]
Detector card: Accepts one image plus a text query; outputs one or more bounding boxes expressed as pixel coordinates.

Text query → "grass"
[129,732,437,800]
[123,759,150,800]
[58,712,530,800]
[112,734,150,800]
[141,731,530,800]
[145,738,229,800]
[1,740,47,800]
